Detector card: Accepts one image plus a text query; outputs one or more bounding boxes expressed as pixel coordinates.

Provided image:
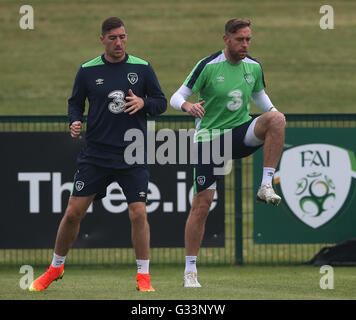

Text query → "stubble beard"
[107,47,126,62]
[228,47,247,63]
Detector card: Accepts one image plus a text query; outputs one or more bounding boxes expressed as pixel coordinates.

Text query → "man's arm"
[141,64,167,116]
[68,67,87,127]
[170,85,206,118]
[251,89,278,112]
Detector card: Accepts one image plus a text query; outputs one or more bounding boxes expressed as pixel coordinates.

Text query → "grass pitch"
[1,264,355,300]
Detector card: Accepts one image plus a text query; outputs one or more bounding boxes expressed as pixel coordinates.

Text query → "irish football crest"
[127,73,138,85]
[244,73,255,85]
[75,181,85,191]
[274,144,356,229]
[197,176,206,186]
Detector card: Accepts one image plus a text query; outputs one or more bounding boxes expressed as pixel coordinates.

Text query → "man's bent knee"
[255,111,286,139]
[257,111,286,128]
[271,111,286,128]
[64,195,94,223]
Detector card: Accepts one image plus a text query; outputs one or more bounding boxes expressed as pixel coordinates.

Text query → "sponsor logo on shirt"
[107,90,126,114]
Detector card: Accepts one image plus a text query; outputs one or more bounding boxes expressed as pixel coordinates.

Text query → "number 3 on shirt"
[227,89,243,111]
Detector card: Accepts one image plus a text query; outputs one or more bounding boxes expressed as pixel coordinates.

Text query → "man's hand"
[182,101,206,118]
[123,89,145,115]
[70,121,82,138]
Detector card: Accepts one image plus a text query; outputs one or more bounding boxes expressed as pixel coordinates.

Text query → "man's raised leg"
[254,111,286,205]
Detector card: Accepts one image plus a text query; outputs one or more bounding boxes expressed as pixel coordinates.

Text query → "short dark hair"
[225,18,251,35]
[101,17,126,35]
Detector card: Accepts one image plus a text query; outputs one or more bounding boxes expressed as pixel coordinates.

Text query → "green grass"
[1,264,355,300]
[1,0,356,115]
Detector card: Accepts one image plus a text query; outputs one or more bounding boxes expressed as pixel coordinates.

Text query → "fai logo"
[75,181,85,191]
[244,73,255,85]
[108,90,126,114]
[274,144,356,229]
[127,73,138,85]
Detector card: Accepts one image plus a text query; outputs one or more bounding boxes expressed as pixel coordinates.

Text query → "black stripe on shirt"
[246,54,266,88]
[186,51,222,89]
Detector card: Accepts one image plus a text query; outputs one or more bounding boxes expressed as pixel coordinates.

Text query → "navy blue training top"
[68,53,167,169]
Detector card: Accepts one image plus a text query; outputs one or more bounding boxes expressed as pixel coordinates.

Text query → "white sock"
[261,167,275,186]
[136,259,150,274]
[184,256,197,275]
[51,253,66,268]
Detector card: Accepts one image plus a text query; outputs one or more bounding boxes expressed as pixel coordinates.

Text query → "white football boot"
[183,271,202,288]
[256,183,281,205]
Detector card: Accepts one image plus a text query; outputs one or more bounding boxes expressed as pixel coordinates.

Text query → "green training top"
[183,50,265,141]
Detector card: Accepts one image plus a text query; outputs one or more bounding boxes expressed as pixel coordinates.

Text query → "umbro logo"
[217,76,224,82]
[139,191,146,197]
[96,78,104,85]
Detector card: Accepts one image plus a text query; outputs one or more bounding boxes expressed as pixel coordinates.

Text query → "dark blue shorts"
[194,119,263,194]
[71,163,149,204]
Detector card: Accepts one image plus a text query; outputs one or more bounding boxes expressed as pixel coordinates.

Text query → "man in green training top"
[170,18,286,287]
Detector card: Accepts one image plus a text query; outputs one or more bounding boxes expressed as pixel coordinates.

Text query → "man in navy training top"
[29,17,167,292]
